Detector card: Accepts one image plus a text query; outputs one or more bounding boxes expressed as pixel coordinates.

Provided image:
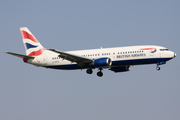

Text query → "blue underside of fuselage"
[45,58,172,70]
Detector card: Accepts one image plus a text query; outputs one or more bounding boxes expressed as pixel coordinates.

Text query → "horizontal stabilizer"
[5,52,34,59]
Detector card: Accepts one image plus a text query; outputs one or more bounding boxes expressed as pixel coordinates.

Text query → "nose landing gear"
[156,66,160,70]
[156,61,166,71]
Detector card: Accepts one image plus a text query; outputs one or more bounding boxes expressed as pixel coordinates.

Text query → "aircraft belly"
[46,64,89,70]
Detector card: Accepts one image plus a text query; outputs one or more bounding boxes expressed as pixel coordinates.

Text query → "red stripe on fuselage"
[139,48,156,50]
[28,48,45,56]
[21,30,39,43]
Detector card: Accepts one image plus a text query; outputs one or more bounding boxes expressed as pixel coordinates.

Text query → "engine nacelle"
[110,66,130,73]
[93,58,112,68]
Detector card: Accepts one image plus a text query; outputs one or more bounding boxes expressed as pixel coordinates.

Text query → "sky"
[1,0,180,120]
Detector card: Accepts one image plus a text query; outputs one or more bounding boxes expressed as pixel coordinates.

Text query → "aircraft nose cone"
[174,53,177,57]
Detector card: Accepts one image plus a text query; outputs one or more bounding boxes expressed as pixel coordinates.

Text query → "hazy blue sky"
[1,0,180,120]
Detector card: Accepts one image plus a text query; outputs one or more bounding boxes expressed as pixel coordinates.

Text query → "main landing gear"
[97,68,103,77]
[86,69,93,74]
[86,68,103,77]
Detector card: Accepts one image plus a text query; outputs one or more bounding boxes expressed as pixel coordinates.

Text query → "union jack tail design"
[20,27,45,56]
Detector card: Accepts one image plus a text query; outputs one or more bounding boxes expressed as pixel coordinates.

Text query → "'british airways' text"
[117,53,146,58]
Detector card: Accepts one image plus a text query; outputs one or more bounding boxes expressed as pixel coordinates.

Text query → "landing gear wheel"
[156,67,160,70]
[86,69,93,74]
[97,71,103,77]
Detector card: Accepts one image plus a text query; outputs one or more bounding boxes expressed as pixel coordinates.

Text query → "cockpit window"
[160,49,169,51]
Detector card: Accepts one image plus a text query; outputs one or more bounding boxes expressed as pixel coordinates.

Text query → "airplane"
[6,27,176,77]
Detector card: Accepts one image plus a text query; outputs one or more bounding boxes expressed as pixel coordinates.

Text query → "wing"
[5,52,34,59]
[48,49,93,67]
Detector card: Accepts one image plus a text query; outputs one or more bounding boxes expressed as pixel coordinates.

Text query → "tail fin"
[20,27,45,56]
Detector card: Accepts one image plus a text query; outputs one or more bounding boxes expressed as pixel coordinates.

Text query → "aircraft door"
[149,50,154,56]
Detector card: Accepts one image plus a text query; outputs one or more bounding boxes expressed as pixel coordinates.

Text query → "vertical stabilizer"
[20,27,45,56]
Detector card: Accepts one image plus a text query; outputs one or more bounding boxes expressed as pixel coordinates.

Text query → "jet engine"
[93,58,112,68]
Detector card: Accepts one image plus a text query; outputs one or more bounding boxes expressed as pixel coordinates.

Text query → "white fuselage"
[27,45,176,70]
